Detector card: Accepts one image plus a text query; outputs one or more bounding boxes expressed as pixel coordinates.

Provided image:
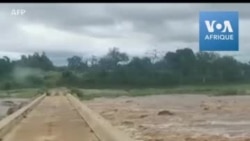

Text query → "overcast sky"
[0,3,249,66]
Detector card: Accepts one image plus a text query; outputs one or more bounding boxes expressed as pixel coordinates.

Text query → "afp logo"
[11,9,26,16]
[199,11,239,51]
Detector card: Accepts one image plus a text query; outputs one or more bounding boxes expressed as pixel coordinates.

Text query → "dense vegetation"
[0,47,250,90]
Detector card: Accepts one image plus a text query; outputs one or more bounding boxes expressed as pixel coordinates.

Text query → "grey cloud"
[5,4,115,32]
[0,3,250,65]
[46,50,90,66]
[109,4,250,44]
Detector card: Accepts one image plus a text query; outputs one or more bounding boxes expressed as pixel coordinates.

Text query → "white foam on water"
[209,120,250,125]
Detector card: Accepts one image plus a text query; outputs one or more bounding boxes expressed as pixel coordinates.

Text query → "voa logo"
[204,20,234,40]
[199,11,239,51]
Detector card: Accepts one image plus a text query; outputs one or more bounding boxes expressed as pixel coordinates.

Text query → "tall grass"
[0,88,46,98]
[69,84,250,100]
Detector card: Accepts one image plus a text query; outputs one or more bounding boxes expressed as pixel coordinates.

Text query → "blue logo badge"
[199,11,239,51]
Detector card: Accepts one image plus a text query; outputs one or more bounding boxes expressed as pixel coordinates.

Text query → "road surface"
[2,95,99,141]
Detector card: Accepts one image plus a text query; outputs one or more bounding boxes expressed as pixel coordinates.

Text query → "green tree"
[67,56,88,72]
[99,47,129,70]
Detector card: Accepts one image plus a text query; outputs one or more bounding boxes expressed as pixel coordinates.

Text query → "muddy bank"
[0,99,29,119]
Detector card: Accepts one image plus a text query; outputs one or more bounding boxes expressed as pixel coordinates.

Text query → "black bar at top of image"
[0,1,249,3]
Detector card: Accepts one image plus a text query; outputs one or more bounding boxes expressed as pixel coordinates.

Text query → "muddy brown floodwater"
[86,94,250,141]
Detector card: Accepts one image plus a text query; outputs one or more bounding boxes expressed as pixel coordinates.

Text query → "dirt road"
[2,95,99,141]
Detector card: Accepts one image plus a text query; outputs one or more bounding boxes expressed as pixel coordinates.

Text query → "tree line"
[0,47,250,89]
